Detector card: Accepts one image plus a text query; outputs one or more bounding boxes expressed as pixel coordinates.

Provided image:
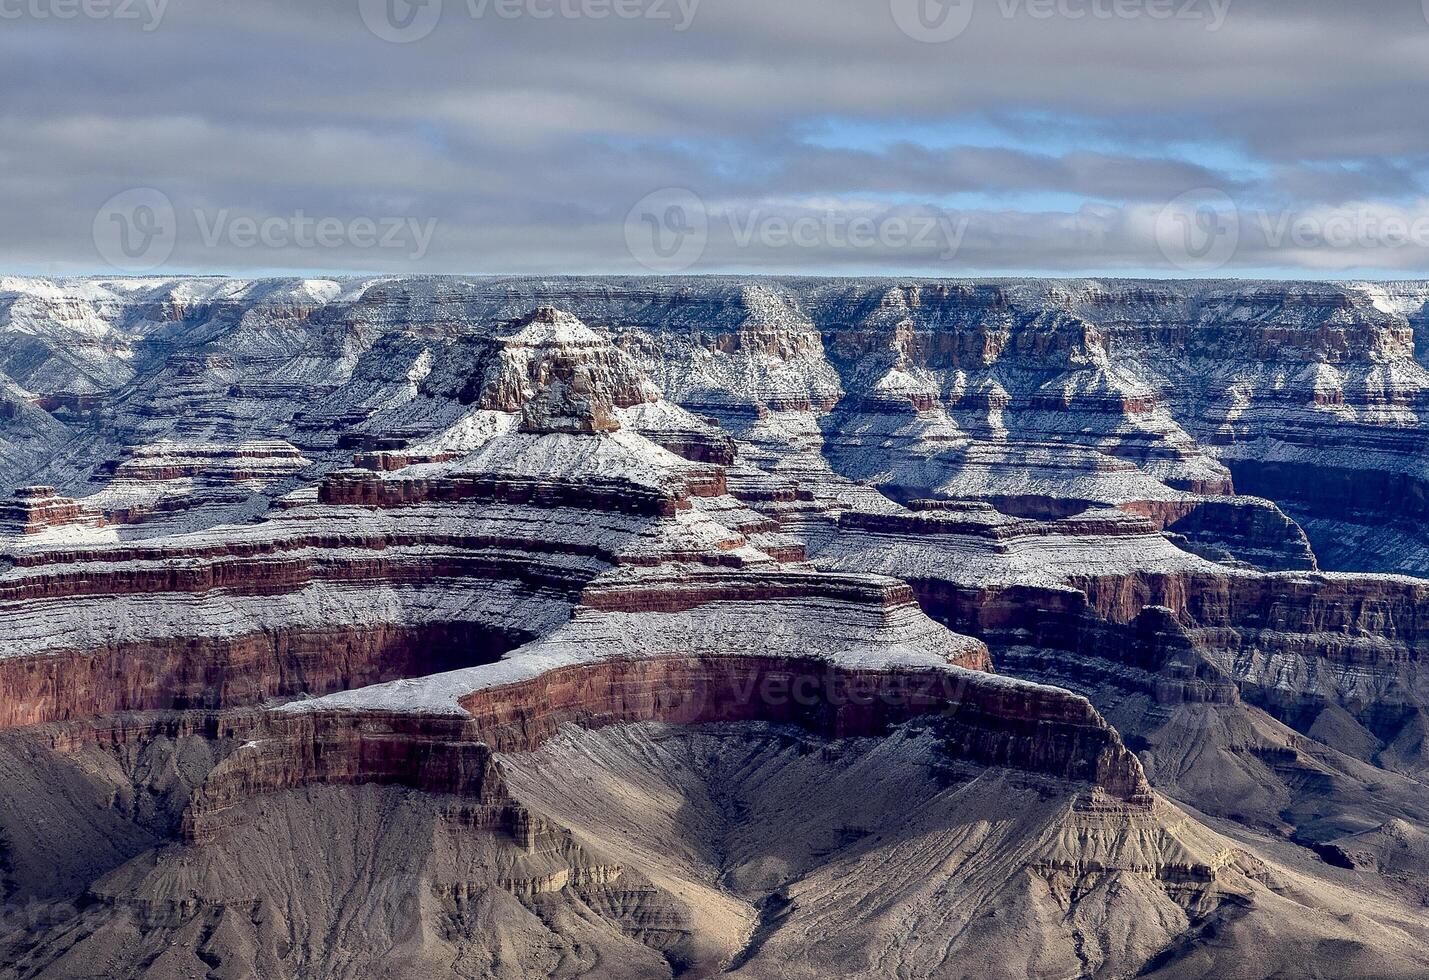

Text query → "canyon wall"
[1,279,1429,977]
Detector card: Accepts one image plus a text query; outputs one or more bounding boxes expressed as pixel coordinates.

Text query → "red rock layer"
[0,624,519,729]
[914,566,1429,714]
[182,653,1151,842]
[318,468,723,513]
[0,544,587,603]
[578,568,939,616]
[0,486,103,534]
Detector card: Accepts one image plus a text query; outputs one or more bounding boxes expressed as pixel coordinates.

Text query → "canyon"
[2,277,1429,977]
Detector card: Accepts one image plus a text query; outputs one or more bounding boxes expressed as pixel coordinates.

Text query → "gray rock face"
[3,276,1427,566]
[2,276,1429,977]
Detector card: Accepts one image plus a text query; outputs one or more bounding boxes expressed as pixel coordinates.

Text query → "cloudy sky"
[4,0,1429,278]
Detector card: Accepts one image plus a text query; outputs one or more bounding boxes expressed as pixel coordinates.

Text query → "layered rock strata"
[1,281,1429,975]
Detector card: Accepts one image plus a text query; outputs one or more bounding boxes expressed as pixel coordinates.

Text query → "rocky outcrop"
[0,283,1425,758]
[180,653,1147,844]
[0,310,955,740]
[4,279,1429,976]
[0,623,520,729]
[0,485,102,534]
[6,276,1422,563]
[28,719,1398,980]
[1120,495,1317,571]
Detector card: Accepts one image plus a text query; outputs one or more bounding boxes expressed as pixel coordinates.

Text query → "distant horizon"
[7,269,1429,286]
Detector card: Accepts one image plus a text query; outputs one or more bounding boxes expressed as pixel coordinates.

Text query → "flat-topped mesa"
[180,650,1152,843]
[318,462,692,516]
[0,440,819,727]
[840,496,1313,573]
[109,440,310,483]
[839,502,1160,544]
[75,440,315,527]
[577,566,943,616]
[1119,496,1317,572]
[826,502,1223,590]
[0,485,104,535]
[178,554,1098,841]
[809,499,1429,714]
[827,508,1429,723]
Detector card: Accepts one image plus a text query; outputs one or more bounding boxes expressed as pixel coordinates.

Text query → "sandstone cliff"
[1,279,1429,977]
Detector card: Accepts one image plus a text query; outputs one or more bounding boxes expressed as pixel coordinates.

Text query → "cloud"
[3,0,1429,276]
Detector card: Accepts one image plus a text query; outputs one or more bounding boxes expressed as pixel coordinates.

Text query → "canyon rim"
[0,277,1428,976]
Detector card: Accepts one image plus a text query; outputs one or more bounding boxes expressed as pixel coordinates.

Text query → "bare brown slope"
[10,719,1428,980]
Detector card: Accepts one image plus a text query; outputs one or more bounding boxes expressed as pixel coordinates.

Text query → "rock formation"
[3,277,1429,977]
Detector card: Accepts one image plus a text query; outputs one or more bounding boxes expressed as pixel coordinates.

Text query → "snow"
[3,274,1429,729]
[280,593,996,719]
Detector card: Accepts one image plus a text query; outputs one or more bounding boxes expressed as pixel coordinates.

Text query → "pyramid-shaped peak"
[501,307,605,347]
[480,306,660,418]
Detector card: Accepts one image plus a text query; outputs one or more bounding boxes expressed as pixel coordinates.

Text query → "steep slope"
[2,279,1429,976]
[6,718,1429,980]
